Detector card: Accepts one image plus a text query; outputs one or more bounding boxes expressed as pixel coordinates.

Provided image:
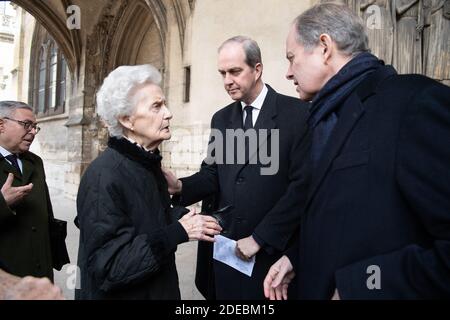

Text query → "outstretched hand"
[179,209,222,242]
[1,173,33,207]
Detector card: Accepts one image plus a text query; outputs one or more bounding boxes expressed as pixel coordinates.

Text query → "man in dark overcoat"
[0,101,54,280]
[166,36,310,299]
[264,3,450,299]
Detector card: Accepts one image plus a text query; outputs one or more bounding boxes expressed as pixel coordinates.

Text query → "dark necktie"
[5,154,21,174]
[243,105,253,130]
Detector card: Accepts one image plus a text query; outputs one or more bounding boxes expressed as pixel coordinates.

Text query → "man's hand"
[5,276,65,300]
[0,272,65,300]
[235,235,261,261]
[161,168,182,195]
[263,255,295,300]
[1,173,33,207]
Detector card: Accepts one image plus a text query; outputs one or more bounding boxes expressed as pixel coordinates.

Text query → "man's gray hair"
[218,36,262,68]
[0,101,33,118]
[96,64,162,137]
[293,3,369,56]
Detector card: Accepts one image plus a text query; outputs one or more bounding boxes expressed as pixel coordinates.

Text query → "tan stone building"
[6,0,311,199]
[6,0,449,199]
[0,2,17,100]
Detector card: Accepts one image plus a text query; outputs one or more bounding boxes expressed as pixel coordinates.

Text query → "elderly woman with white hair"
[75,64,222,300]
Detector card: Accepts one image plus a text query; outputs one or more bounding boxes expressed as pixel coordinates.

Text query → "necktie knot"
[243,105,253,130]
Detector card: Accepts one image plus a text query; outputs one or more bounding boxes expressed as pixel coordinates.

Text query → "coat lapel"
[305,93,365,210]
[20,153,35,184]
[234,86,277,176]
[228,100,244,131]
[250,86,277,161]
[305,65,398,210]
[227,101,246,179]
[1,155,23,181]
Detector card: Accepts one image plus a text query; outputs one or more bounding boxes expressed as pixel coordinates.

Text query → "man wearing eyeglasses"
[0,100,55,281]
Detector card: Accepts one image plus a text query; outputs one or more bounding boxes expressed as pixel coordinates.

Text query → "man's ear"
[319,33,334,64]
[118,115,133,132]
[0,119,4,133]
[254,62,263,80]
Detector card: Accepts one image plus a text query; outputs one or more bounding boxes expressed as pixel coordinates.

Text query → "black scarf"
[308,52,384,169]
[107,136,171,210]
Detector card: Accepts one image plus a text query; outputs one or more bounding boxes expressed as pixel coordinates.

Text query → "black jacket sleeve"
[253,110,311,251]
[78,171,188,292]
[179,116,220,206]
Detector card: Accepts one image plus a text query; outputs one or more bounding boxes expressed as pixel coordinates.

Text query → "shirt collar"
[0,145,15,158]
[240,84,268,111]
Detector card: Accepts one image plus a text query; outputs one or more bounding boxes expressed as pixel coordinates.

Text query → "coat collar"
[305,65,397,209]
[1,150,35,183]
[108,136,162,170]
[20,152,35,183]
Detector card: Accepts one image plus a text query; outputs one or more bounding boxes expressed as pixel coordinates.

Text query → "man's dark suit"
[0,151,54,279]
[180,85,310,299]
[290,65,450,299]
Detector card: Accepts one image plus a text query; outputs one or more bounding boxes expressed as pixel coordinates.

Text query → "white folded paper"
[213,234,255,277]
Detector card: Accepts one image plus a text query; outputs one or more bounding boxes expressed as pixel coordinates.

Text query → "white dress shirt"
[240,84,268,127]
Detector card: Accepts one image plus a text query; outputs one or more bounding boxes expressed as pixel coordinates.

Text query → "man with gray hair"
[165,36,310,299]
[0,101,57,281]
[264,3,450,299]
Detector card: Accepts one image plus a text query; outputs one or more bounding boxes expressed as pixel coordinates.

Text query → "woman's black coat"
[75,137,188,300]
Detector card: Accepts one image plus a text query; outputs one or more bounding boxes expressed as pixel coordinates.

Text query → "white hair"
[96,64,162,137]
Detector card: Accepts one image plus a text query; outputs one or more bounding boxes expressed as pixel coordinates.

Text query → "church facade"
[5,0,449,199]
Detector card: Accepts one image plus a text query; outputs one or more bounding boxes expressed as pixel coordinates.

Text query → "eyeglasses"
[3,117,41,133]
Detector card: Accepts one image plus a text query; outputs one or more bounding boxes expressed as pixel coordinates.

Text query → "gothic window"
[184,66,191,103]
[48,43,57,110]
[29,26,67,117]
[37,47,46,114]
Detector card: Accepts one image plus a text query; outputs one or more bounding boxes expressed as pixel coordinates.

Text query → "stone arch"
[143,0,168,55]
[87,0,168,89]
[109,0,165,72]
[12,0,81,77]
[172,0,194,56]
[85,0,169,156]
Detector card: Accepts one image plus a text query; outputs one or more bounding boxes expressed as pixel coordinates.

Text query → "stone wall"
[9,0,449,200]
[30,118,68,193]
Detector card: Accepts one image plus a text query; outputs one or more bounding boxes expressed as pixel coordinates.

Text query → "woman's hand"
[179,209,222,242]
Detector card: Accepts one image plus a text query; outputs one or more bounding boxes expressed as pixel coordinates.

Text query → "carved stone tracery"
[321,0,449,82]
